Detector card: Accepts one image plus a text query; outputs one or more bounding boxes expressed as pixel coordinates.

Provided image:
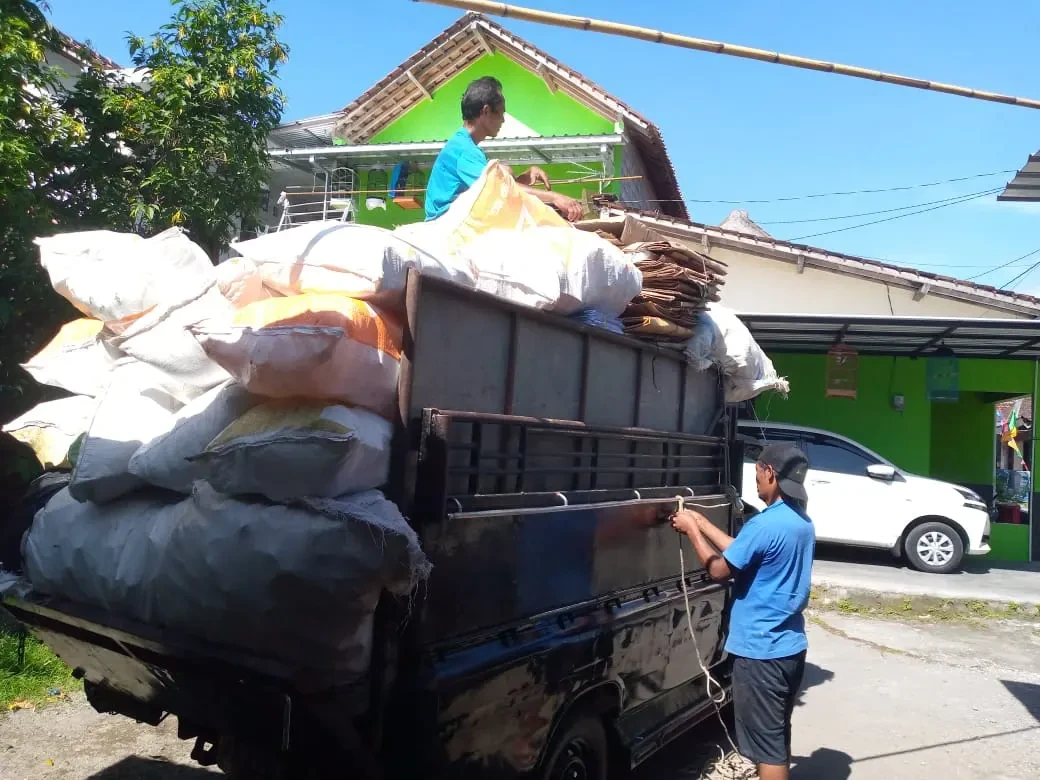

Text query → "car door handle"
[809,479,829,485]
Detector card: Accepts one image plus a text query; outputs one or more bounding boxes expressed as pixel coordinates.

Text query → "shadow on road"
[89,757,215,779]
[1002,679,1040,721]
[791,747,853,779]
[795,661,835,707]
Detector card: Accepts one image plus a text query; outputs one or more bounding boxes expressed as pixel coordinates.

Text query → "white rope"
[675,495,758,780]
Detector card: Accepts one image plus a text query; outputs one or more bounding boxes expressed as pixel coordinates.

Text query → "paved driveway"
[811,544,1040,605]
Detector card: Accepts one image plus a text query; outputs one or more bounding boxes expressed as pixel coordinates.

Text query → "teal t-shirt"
[722,499,815,660]
[425,128,488,220]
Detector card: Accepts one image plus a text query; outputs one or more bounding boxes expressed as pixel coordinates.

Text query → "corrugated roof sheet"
[604,205,1040,315]
[999,152,1040,202]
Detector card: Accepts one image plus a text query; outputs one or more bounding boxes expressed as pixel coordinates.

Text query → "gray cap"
[758,443,809,504]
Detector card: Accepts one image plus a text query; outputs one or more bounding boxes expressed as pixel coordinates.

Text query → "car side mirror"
[867,464,897,481]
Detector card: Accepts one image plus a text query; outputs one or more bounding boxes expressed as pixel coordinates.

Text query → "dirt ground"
[2,612,1039,780]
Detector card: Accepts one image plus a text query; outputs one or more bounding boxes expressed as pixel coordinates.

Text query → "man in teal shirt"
[672,443,815,780]
[425,76,584,221]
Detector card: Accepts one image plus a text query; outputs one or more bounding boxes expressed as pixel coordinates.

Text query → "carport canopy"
[738,313,1040,359]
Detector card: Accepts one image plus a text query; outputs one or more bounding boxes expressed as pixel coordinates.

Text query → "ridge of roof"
[334,13,687,219]
[606,205,1040,313]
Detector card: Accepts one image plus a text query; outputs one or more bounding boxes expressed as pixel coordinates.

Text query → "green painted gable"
[370,51,615,144]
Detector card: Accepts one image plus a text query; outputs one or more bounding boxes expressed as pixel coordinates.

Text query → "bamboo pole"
[416,0,1040,110]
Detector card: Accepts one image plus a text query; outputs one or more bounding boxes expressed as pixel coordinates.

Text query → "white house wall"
[708,244,1032,320]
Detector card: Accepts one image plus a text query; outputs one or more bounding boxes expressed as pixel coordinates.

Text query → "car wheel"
[541,714,609,780]
[904,521,964,573]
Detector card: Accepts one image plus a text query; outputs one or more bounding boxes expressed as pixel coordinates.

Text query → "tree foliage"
[0,0,80,432]
[96,0,288,257]
[0,0,288,490]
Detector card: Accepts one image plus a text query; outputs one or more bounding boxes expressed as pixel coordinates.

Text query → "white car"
[737,421,991,573]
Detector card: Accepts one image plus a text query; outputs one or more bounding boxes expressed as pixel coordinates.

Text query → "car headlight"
[954,486,982,503]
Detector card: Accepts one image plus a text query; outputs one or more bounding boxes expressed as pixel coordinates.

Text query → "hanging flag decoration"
[926,348,959,401]
[1001,398,1028,471]
[825,345,858,398]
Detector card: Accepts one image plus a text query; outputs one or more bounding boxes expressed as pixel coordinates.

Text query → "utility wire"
[785,188,1002,242]
[759,189,1005,226]
[966,246,1040,281]
[1000,255,1040,290]
[615,169,1016,205]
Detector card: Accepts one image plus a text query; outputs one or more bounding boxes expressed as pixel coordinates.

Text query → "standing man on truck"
[671,443,815,780]
[424,76,585,221]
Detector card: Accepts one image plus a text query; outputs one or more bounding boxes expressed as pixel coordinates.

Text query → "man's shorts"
[731,651,807,766]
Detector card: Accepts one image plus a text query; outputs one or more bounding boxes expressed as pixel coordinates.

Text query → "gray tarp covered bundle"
[22,483,430,690]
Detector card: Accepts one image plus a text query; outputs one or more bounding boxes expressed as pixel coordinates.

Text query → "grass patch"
[0,628,81,711]
[809,585,1040,625]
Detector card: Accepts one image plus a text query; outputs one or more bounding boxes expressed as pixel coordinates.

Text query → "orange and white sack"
[192,294,402,417]
[229,222,475,304]
[215,256,275,307]
[3,396,98,470]
[21,319,119,397]
[109,284,234,404]
[190,400,392,501]
[35,227,215,322]
[408,161,567,258]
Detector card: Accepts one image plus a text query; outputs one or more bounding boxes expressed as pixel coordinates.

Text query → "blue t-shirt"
[425,128,488,220]
[723,499,815,660]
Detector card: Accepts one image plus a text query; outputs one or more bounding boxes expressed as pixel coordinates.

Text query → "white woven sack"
[3,396,98,469]
[35,227,215,322]
[128,380,257,493]
[20,319,120,397]
[69,359,183,504]
[192,401,392,501]
[231,221,475,304]
[111,283,234,404]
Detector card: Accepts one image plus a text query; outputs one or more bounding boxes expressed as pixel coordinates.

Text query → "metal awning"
[999,152,1040,201]
[269,134,623,169]
[739,313,1040,359]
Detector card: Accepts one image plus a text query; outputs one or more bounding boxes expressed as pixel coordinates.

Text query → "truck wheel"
[541,714,608,780]
[904,521,964,574]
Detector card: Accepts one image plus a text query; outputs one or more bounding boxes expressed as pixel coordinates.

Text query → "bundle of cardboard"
[579,217,728,343]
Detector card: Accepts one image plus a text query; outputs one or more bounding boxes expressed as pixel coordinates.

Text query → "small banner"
[926,354,959,402]
[826,346,858,398]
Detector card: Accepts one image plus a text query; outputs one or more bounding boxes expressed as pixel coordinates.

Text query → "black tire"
[904,521,964,574]
[540,714,609,780]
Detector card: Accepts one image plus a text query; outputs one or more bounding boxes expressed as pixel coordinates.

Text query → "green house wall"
[757,354,1035,561]
[352,51,619,230]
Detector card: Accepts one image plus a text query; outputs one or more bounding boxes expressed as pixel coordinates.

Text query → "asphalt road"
[3,611,1038,780]
[811,542,1040,605]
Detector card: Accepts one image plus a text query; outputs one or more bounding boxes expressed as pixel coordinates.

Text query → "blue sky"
[48,1,1040,291]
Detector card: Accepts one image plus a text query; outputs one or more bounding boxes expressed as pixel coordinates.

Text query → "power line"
[786,188,1002,242]
[1001,254,1040,290]
[966,246,1040,281]
[616,169,1015,205]
[759,189,1004,226]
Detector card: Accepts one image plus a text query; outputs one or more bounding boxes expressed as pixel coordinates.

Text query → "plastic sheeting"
[23,483,430,690]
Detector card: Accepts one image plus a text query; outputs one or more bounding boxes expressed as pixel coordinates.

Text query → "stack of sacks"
[6,226,429,687]
[617,218,728,343]
[395,162,642,319]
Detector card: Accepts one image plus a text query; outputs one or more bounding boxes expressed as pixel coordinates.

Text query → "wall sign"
[826,346,858,398]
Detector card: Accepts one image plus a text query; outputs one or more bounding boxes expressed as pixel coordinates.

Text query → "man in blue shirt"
[425,76,584,221]
[672,443,815,780]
